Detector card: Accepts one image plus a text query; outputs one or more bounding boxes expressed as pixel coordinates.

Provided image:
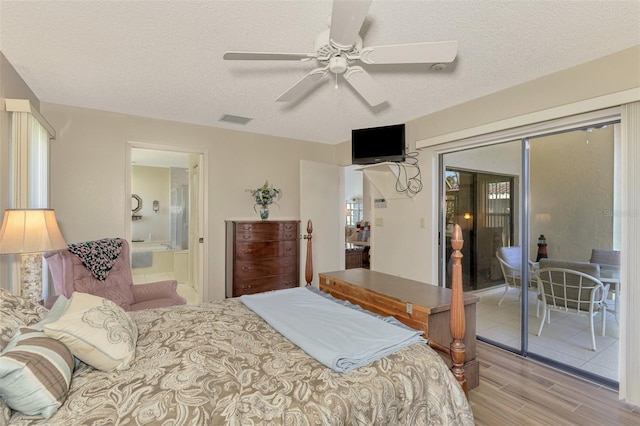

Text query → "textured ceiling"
[1,1,639,145]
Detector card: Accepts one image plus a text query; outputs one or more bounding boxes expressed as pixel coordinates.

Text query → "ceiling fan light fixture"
[329,56,348,74]
[431,63,447,71]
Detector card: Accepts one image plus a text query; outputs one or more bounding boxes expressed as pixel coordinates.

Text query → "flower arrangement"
[247,181,282,218]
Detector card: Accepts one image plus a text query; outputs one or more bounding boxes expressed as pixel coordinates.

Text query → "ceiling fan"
[223,0,457,107]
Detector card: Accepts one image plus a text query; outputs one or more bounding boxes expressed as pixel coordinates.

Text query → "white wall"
[41,103,336,301]
[344,165,363,201]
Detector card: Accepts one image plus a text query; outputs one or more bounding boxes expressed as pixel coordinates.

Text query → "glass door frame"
[437,108,622,389]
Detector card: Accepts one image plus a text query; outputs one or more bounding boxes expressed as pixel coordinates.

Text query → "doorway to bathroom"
[129,147,204,304]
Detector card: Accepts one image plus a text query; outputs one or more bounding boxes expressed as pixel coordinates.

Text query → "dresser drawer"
[233,274,298,296]
[234,257,297,278]
[236,231,298,242]
[235,222,298,242]
[236,222,273,232]
[236,229,280,242]
[235,240,297,260]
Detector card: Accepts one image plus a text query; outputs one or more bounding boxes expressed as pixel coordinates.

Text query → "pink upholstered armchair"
[44,239,186,310]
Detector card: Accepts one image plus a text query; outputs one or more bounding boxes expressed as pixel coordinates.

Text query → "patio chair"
[495,246,538,307]
[589,248,621,319]
[535,259,609,351]
[589,248,620,267]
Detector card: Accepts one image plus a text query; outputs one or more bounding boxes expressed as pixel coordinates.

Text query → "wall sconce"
[463,212,471,220]
[534,213,552,223]
[153,200,159,213]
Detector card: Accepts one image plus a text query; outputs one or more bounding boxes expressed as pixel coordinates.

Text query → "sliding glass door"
[527,124,620,385]
[443,141,523,350]
[440,120,621,387]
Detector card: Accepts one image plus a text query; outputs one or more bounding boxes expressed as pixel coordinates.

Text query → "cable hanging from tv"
[393,151,422,197]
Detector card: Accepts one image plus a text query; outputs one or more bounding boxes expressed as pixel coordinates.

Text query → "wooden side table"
[318,268,479,390]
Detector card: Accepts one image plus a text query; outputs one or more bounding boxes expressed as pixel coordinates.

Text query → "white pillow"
[43,292,137,371]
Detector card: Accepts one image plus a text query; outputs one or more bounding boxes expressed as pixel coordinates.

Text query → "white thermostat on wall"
[374,198,387,208]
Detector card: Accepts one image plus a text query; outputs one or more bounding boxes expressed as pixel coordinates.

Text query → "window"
[346,199,363,227]
[6,99,56,297]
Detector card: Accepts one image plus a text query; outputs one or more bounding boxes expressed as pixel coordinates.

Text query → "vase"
[259,207,269,220]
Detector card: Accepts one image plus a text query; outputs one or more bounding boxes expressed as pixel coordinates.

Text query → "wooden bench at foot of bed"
[318,224,478,392]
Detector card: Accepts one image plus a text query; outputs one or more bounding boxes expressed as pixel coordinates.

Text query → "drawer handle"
[241,248,252,254]
[284,233,294,239]
[242,266,252,272]
[242,285,252,289]
[242,235,252,240]
[285,247,292,252]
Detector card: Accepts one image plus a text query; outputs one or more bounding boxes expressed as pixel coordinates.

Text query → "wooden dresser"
[319,268,479,389]
[225,220,300,297]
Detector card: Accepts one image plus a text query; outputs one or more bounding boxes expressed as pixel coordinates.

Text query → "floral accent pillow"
[0,288,48,351]
[43,292,138,371]
[67,238,123,281]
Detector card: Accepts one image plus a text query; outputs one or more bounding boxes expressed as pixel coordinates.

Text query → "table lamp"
[0,209,67,302]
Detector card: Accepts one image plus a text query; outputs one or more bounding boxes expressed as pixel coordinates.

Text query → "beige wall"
[342,46,639,284]
[2,46,638,294]
[131,165,171,242]
[40,103,335,300]
[530,126,615,261]
[412,46,640,145]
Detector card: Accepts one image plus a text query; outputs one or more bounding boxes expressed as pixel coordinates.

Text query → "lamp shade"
[0,209,67,254]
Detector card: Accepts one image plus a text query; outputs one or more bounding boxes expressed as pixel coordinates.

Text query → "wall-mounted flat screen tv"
[351,123,405,165]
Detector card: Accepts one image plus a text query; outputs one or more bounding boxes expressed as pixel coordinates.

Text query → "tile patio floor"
[474,286,619,382]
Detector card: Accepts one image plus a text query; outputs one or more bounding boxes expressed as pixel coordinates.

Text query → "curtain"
[28,114,49,208]
[8,106,54,297]
[619,101,639,406]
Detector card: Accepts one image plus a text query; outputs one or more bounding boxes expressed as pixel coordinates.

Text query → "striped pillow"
[0,327,74,419]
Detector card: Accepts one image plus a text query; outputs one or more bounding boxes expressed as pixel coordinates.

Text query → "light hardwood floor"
[469,341,639,425]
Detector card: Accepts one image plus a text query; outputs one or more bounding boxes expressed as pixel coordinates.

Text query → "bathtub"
[132,241,177,252]
[131,241,183,274]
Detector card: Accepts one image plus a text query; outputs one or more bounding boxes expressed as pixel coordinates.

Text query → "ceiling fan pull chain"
[335,72,339,89]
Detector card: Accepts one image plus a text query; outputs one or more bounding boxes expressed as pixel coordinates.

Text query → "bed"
[0,222,474,425]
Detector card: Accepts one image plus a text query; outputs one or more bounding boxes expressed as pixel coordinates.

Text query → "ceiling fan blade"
[276,68,328,102]
[329,0,372,49]
[224,51,315,61]
[343,66,386,107]
[359,41,458,65]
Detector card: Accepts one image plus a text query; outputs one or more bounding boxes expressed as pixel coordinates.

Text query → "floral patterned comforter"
[9,298,474,425]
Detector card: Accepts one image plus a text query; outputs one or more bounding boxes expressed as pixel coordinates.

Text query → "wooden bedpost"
[304,220,313,286]
[450,224,467,395]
